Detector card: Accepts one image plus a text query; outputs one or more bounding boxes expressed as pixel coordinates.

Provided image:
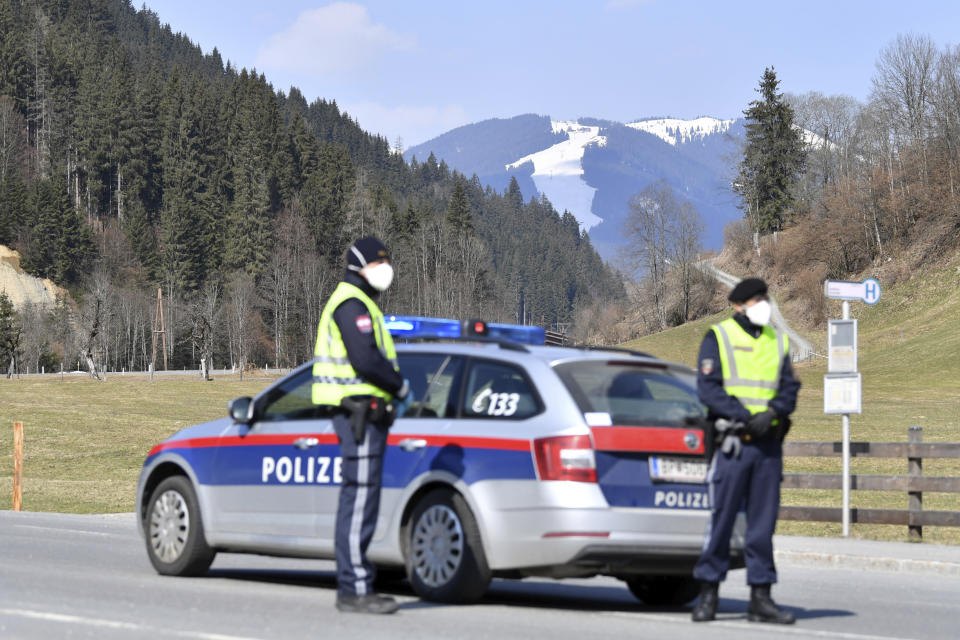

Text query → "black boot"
[748,584,795,624]
[335,592,399,614]
[691,581,719,622]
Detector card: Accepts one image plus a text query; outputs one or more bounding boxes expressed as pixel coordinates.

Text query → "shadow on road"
[206,568,338,589]
[203,567,859,620]
[709,597,856,622]
[204,568,700,614]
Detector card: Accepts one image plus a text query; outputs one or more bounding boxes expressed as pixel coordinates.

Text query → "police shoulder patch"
[700,358,714,375]
[355,315,373,333]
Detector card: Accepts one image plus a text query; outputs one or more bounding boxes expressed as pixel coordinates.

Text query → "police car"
[136,316,746,605]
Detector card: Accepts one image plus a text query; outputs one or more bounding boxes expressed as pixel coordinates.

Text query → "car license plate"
[649,456,707,483]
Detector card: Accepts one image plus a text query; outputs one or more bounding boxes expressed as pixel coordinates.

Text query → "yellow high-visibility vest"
[311,281,398,406]
[711,317,788,415]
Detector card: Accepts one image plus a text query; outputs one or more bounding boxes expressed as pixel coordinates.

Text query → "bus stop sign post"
[824,279,880,536]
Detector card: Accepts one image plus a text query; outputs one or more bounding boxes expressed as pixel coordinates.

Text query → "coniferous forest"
[0,0,624,375]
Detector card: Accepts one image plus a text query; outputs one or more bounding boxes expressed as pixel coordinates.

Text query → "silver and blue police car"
[136,316,746,605]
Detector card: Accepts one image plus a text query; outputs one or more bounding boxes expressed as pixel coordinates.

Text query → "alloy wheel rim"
[411,504,464,587]
[149,489,189,563]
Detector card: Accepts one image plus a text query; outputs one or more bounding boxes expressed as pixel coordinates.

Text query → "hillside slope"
[623,253,960,445]
[0,245,67,310]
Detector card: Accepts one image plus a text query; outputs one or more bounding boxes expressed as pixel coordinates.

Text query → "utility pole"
[152,287,168,373]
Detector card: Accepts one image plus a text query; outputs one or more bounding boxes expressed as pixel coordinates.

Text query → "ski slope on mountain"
[505,121,606,229]
[626,117,735,146]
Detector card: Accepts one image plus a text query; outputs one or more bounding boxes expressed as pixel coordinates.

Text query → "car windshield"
[553,360,706,426]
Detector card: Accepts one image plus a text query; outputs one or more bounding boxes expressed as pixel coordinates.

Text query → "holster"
[340,397,368,443]
[340,396,398,443]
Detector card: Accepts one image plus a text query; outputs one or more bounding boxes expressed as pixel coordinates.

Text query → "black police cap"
[728,277,768,303]
[347,236,389,272]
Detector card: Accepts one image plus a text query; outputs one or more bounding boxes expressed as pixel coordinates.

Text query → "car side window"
[463,360,540,420]
[259,368,330,421]
[398,354,465,418]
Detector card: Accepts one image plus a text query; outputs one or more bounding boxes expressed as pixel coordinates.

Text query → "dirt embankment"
[0,244,70,310]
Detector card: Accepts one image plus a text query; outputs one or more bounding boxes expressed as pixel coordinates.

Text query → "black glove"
[746,409,776,440]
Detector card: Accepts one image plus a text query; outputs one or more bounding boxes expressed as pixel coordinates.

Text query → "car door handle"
[293,437,319,450]
[397,438,427,452]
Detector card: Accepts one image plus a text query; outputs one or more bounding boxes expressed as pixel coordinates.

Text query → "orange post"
[13,421,23,511]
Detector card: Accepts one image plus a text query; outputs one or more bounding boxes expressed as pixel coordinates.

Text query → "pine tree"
[0,291,21,376]
[158,69,206,290]
[0,1,31,110]
[734,67,807,233]
[446,176,472,233]
[304,143,355,263]
[0,172,28,245]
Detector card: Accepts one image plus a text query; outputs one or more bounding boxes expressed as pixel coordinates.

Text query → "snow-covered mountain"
[504,121,607,229]
[405,115,746,262]
[627,116,736,146]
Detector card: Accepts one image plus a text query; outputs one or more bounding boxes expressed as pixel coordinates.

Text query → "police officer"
[691,277,800,624]
[312,237,412,614]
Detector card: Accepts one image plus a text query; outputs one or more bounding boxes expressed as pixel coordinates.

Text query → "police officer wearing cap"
[312,237,413,614]
[690,277,801,624]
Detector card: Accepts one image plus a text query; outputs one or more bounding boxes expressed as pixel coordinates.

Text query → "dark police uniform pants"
[693,438,782,585]
[332,412,389,597]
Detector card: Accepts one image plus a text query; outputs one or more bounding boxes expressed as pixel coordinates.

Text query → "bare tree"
[933,44,960,201]
[789,91,864,205]
[79,269,113,379]
[872,34,938,150]
[625,181,675,330]
[673,201,704,323]
[225,271,256,378]
[16,302,48,373]
[192,280,220,380]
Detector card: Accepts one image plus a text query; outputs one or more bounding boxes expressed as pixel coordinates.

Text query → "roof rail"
[574,345,654,359]
[395,335,529,353]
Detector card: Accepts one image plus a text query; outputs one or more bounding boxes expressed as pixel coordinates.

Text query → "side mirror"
[228,397,254,424]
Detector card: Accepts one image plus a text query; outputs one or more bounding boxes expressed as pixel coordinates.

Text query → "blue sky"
[144,0,960,147]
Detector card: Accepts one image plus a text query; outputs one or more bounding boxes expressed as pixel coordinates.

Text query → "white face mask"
[363,262,394,292]
[745,299,772,327]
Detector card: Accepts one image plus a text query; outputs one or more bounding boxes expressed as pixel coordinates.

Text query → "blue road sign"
[862,278,881,305]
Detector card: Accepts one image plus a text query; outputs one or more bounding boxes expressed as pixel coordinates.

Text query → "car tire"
[144,475,216,576]
[404,488,490,603]
[624,575,700,607]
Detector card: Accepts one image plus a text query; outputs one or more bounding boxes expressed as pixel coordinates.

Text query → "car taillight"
[533,435,596,482]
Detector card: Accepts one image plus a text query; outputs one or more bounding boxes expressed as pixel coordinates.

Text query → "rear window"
[553,360,705,426]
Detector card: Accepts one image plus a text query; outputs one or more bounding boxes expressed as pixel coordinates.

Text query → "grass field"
[622,257,960,543]
[0,373,276,513]
[1,259,958,544]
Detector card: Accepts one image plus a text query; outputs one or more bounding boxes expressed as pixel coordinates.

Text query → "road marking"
[0,608,265,640]
[607,611,917,640]
[9,524,120,537]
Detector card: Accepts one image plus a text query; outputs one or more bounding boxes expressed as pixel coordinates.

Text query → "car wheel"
[624,575,700,606]
[145,475,216,576]
[404,488,490,603]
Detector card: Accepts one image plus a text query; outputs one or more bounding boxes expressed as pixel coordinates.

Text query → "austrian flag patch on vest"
[355,315,372,333]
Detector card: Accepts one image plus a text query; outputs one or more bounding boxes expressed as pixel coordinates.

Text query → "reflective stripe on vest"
[311,281,399,406]
[712,317,788,415]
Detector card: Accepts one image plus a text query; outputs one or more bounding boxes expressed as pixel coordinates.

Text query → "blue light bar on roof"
[486,322,546,345]
[384,315,546,345]
[385,315,461,339]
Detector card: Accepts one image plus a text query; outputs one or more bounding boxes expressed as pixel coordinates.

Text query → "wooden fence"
[780,426,960,539]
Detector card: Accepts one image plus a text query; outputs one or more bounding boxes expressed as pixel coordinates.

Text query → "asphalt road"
[2,512,959,640]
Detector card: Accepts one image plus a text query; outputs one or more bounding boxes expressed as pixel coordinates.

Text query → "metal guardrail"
[780,427,960,538]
